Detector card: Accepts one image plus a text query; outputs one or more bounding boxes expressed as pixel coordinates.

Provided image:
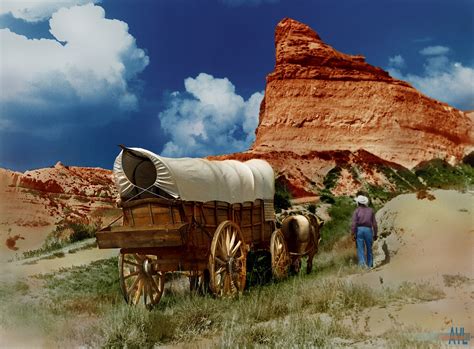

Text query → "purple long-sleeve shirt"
[351,206,378,235]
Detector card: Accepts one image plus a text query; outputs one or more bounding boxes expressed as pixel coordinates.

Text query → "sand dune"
[352,189,473,337]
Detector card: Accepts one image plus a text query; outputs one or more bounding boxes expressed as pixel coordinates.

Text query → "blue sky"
[1,0,473,171]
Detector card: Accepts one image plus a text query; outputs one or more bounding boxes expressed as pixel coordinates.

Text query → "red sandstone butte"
[252,18,473,169]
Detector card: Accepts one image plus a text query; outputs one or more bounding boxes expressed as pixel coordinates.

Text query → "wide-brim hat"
[355,195,369,206]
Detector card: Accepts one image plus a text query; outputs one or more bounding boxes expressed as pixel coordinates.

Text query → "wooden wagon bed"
[96,197,284,307]
[95,147,288,308]
[97,197,275,251]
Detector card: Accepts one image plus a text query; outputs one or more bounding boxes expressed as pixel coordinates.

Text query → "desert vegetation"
[414,159,474,190]
[317,159,473,212]
[274,180,292,212]
[0,251,444,348]
[20,220,100,260]
[2,161,470,348]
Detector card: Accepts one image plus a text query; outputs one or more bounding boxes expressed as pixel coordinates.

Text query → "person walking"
[351,195,378,268]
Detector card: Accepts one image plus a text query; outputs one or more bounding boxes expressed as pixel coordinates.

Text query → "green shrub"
[68,223,97,243]
[246,251,272,287]
[379,165,423,192]
[274,181,292,212]
[38,257,121,313]
[21,222,98,259]
[22,240,65,259]
[365,184,396,210]
[415,159,474,189]
[320,196,354,250]
[462,151,474,166]
[323,166,342,190]
[101,305,173,348]
[319,188,336,204]
[307,203,317,214]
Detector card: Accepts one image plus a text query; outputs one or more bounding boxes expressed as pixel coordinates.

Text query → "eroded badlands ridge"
[0,162,119,248]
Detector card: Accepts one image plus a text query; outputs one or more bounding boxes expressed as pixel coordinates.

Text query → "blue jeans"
[356,226,373,267]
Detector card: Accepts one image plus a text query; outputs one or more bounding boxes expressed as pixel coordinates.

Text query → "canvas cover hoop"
[113,147,275,204]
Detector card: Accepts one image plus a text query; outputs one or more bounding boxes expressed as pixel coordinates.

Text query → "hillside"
[0,190,471,348]
[0,162,120,261]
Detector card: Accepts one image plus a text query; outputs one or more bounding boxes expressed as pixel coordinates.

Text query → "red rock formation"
[0,163,120,236]
[214,18,473,197]
[253,18,473,169]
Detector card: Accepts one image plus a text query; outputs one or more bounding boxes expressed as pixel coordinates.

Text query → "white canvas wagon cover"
[113,147,275,204]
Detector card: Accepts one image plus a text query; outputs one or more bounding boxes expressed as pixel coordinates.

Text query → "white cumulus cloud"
[0,4,149,133]
[388,47,474,110]
[0,0,101,22]
[388,54,405,68]
[158,73,263,157]
[419,45,450,56]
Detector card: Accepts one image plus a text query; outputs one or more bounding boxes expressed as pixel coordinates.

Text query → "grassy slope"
[2,159,470,348]
[0,248,444,348]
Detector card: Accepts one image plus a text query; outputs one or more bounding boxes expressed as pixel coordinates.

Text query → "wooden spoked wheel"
[119,253,165,308]
[270,229,290,280]
[209,221,247,297]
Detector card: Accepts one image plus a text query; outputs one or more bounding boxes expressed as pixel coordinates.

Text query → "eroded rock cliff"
[252,18,473,170]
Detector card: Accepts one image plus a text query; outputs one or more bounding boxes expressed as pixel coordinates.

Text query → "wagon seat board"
[96,146,276,258]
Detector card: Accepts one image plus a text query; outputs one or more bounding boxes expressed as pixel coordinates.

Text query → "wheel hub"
[227,257,234,273]
[143,259,153,276]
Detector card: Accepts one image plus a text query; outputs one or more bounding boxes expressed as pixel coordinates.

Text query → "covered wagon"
[96,147,291,307]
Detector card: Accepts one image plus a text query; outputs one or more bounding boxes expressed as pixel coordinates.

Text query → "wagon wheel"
[119,252,165,308]
[270,229,290,280]
[209,221,247,297]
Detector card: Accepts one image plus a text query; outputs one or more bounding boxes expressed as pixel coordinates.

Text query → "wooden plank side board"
[264,221,273,242]
[110,223,187,233]
[118,246,209,272]
[104,197,275,251]
[172,207,181,223]
[97,223,189,249]
[241,226,252,243]
[202,207,216,226]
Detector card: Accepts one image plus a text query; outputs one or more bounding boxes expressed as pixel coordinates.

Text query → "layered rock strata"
[252,18,473,169]
[0,162,119,252]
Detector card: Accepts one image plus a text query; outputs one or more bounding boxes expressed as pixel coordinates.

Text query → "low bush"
[246,251,272,287]
[319,196,354,250]
[37,257,121,314]
[68,222,97,243]
[307,203,317,214]
[21,221,98,259]
[414,159,474,189]
[323,166,342,190]
[274,181,292,212]
[319,188,336,204]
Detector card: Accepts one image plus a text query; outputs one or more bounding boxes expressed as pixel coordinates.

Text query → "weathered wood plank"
[111,223,187,233]
[97,223,188,249]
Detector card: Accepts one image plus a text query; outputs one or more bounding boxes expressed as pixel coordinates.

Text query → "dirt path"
[0,241,119,282]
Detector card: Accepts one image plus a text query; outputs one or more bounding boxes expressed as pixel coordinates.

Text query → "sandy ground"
[0,244,119,282]
[0,244,119,348]
[349,189,473,340]
[0,225,53,263]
